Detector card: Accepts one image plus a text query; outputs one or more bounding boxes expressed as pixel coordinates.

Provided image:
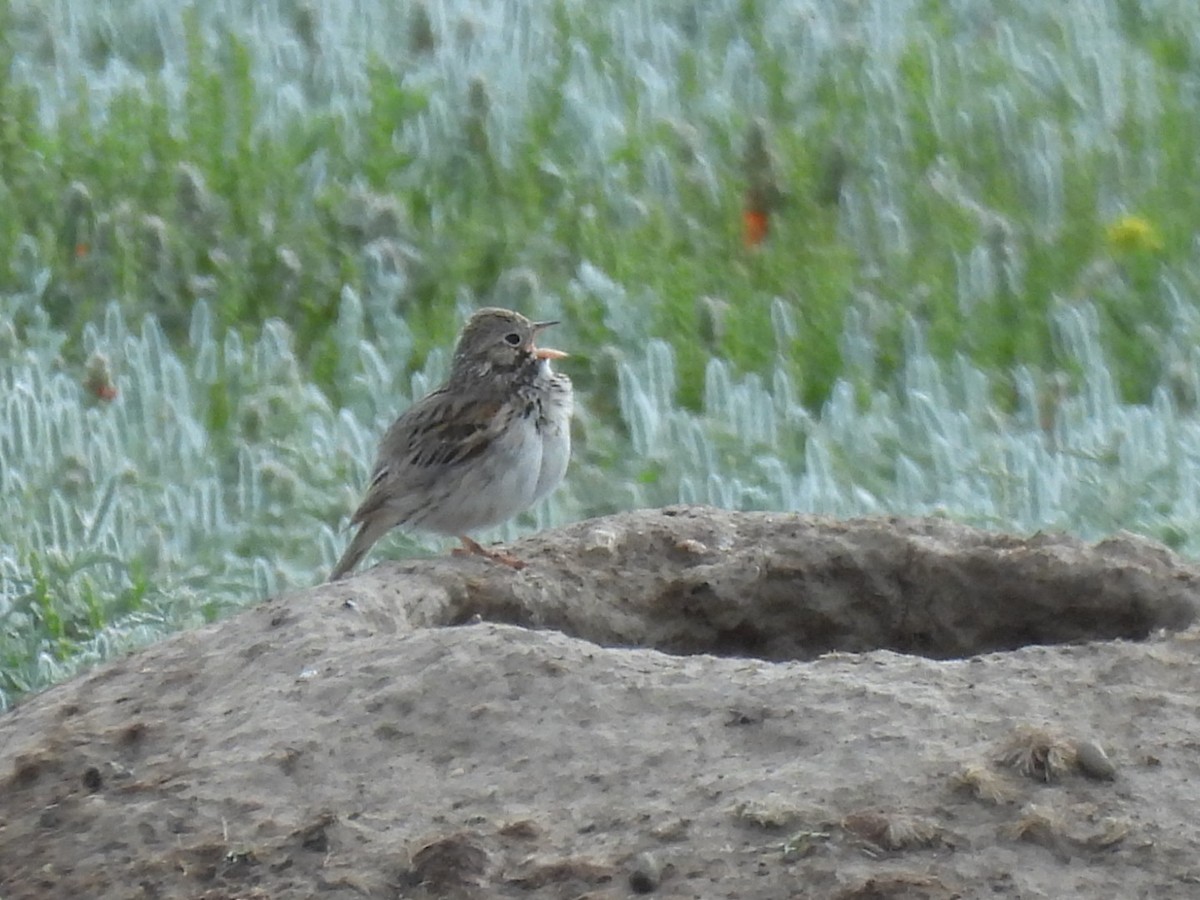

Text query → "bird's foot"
[453,535,527,570]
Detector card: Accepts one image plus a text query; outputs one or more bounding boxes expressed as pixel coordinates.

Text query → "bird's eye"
[504,332,522,346]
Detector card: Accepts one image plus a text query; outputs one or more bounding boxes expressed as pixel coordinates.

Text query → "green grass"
[4,0,1200,705]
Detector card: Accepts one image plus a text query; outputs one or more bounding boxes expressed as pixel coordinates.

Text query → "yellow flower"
[1104,214,1163,254]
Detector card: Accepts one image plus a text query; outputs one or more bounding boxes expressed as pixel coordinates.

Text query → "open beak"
[531,320,568,360]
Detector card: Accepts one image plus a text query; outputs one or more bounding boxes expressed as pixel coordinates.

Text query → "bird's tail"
[328,516,391,581]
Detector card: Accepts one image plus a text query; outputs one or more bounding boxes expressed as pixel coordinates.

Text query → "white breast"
[533,372,573,503]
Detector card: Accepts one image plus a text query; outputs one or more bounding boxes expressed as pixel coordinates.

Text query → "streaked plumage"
[328,308,573,581]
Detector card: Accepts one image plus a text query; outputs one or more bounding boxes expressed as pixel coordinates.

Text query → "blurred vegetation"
[4,0,1200,704]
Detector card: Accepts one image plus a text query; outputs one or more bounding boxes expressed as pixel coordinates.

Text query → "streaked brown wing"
[349,389,505,525]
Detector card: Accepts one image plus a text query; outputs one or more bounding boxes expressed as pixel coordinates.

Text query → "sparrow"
[328,307,573,580]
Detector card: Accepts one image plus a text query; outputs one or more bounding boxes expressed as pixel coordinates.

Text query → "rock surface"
[2,506,1200,898]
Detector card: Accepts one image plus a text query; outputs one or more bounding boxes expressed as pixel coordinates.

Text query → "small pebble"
[1075,740,1117,781]
[628,851,662,893]
[582,527,619,557]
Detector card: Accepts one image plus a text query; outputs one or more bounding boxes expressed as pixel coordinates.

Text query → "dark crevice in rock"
[426,508,1200,661]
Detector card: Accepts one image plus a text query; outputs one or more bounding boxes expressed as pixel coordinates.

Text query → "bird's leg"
[453,535,527,570]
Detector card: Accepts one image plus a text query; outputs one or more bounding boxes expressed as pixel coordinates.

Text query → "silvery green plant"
[6,260,1200,706]
[4,0,1200,711]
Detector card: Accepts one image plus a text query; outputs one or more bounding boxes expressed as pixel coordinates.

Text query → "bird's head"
[450,307,566,380]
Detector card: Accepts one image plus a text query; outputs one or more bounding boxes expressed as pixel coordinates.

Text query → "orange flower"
[742,184,775,248]
[743,207,769,247]
[741,121,780,249]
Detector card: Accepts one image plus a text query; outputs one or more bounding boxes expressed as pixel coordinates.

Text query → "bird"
[328,307,573,581]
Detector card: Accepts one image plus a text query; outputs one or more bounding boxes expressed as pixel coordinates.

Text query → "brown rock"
[1,508,1199,899]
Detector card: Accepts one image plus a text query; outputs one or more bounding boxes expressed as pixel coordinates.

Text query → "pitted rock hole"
[457,509,1200,661]
[633,554,1193,661]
